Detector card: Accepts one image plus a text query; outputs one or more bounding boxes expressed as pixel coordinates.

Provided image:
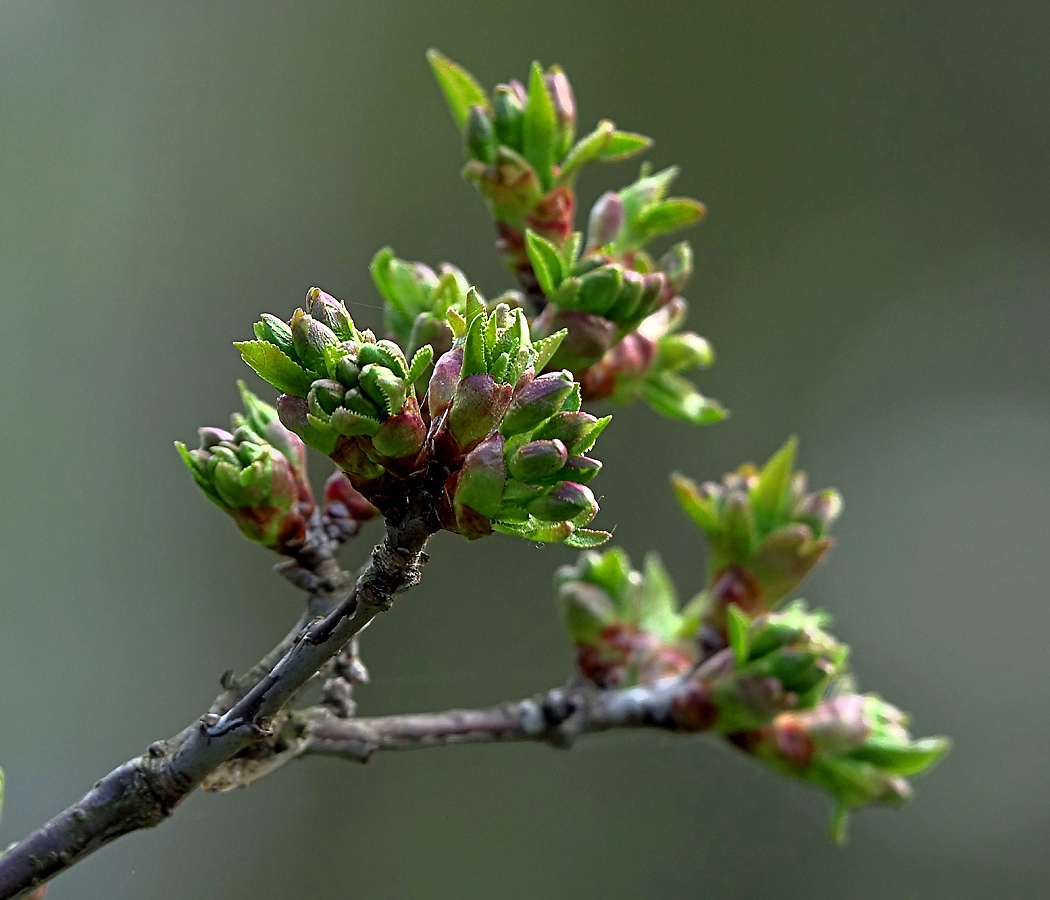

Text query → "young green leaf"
[522,61,558,189]
[524,229,563,298]
[426,49,491,131]
[600,130,653,162]
[236,341,316,398]
[557,119,615,181]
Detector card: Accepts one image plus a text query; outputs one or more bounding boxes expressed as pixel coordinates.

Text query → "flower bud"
[585,191,625,252]
[323,470,378,525]
[493,84,525,149]
[370,398,426,460]
[308,288,355,340]
[290,309,339,375]
[177,408,314,555]
[455,432,506,526]
[448,373,513,452]
[508,439,568,482]
[536,308,618,372]
[500,370,574,435]
[531,411,609,455]
[545,66,576,158]
[428,347,463,418]
[466,104,497,164]
[528,481,596,522]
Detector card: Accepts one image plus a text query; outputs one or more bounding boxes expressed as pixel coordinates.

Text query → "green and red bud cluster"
[430,295,609,546]
[236,287,609,547]
[671,601,848,734]
[672,437,843,640]
[429,50,720,427]
[556,548,696,688]
[238,288,434,489]
[735,691,950,843]
[176,385,314,555]
[428,49,651,295]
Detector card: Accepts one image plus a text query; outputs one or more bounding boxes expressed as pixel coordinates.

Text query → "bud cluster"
[429,50,720,427]
[556,549,696,688]
[236,287,610,547]
[430,294,609,545]
[428,49,651,294]
[672,437,843,640]
[176,384,314,555]
[737,692,950,842]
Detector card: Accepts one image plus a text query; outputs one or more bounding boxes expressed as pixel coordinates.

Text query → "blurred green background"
[2,1,1048,897]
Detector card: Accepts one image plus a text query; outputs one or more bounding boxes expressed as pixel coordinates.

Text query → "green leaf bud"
[253,313,297,359]
[427,48,491,131]
[656,331,715,372]
[493,84,525,149]
[359,363,408,417]
[466,104,498,165]
[308,379,345,417]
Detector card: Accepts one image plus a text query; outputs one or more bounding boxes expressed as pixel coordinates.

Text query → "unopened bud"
[528,481,596,523]
[466,104,497,165]
[493,84,525,149]
[586,191,625,252]
[508,439,569,482]
[500,370,574,435]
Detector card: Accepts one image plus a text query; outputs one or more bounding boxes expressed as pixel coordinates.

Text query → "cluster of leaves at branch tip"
[234,285,609,546]
[428,50,723,427]
[556,544,949,840]
[671,436,845,641]
[175,382,316,555]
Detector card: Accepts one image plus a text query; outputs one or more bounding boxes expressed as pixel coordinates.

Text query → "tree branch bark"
[0,494,439,900]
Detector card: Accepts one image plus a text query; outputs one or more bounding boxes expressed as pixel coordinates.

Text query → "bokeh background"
[2,1,1048,897]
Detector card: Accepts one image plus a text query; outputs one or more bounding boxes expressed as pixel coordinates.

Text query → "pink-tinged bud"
[508,439,569,483]
[580,332,657,401]
[545,66,576,156]
[585,191,625,252]
[658,241,693,293]
[455,433,506,521]
[537,308,618,372]
[323,471,378,524]
[448,373,513,453]
[528,481,596,523]
[198,427,234,449]
[531,411,603,455]
[308,288,355,338]
[562,454,601,483]
[500,370,574,436]
[428,347,463,418]
[371,396,426,460]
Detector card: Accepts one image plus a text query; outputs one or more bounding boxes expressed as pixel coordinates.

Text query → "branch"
[0,488,441,900]
[300,679,701,761]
